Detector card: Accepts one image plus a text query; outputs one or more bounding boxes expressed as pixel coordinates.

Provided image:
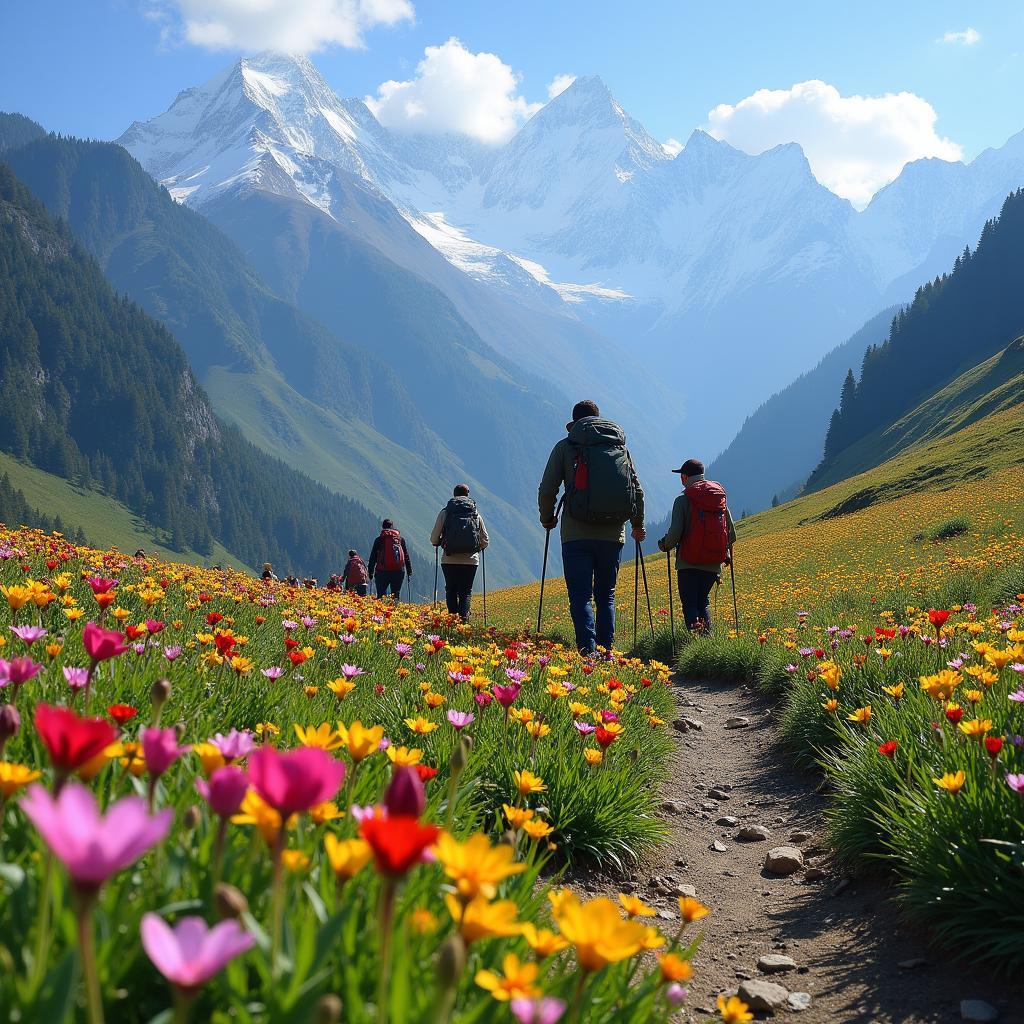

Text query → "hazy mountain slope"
[707,305,899,512]
[0,112,44,153]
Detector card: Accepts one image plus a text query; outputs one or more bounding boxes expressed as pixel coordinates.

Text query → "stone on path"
[708,787,732,801]
[804,867,827,881]
[711,840,729,853]
[725,716,750,729]
[757,954,797,973]
[716,816,738,826]
[764,846,804,875]
[788,992,812,1012]
[961,1000,999,1022]
[738,978,790,1012]
[897,957,928,970]
[672,884,697,898]
[790,830,813,843]
[660,800,685,814]
[737,825,771,842]
[672,716,703,733]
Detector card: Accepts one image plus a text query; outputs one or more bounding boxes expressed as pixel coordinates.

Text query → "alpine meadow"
[2,4,1024,1023]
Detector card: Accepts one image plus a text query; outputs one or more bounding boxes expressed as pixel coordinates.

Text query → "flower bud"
[150,677,171,709]
[450,734,473,773]
[0,704,21,750]
[182,804,201,831]
[314,994,342,1024]
[214,882,249,921]
[436,935,465,988]
[384,765,425,818]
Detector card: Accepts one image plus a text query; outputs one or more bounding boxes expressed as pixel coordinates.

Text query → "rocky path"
[578,678,1021,1023]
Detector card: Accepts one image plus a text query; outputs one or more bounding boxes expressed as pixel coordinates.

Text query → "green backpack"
[564,417,638,525]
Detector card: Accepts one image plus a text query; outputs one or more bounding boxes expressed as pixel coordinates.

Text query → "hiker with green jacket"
[430,483,489,620]
[538,400,645,656]
[658,458,736,633]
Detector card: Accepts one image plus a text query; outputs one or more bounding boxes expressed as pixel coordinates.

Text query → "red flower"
[36,703,117,773]
[928,609,950,631]
[640,677,653,688]
[607,678,623,691]
[284,637,299,651]
[414,765,439,783]
[813,648,825,659]
[214,633,236,655]
[107,704,138,725]
[861,636,874,648]
[206,612,223,626]
[985,736,1004,758]
[288,650,309,666]
[595,727,618,749]
[125,624,147,641]
[82,621,128,663]
[875,627,897,639]
[360,816,440,876]
[504,647,519,661]
[46,560,58,571]
[877,740,898,757]
[945,706,963,725]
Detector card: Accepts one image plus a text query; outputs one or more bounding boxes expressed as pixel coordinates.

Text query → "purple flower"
[141,913,254,990]
[505,667,528,683]
[196,766,249,817]
[1006,773,1024,795]
[798,647,813,658]
[1009,690,1024,703]
[493,683,520,708]
[163,646,182,662]
[261,666,284,680]
[447,710,475,731]
[511,997,566,1024]
[10,625,47,647]
[447,670,471,685]
[281,620,298,632]
[574,721,596,736]
[414,662,426,671]
[339,664,366,680]
[141,727,191,778]
[599,710,619,723]
[210,729,254,761]
[665,984,688,1007]
[947,658,965,670]
[784,664,798,675]
[301,616,317,628]
[63,666,90,691]
[132,643,147,655]
[394,643,413,658]
[474,692,493,707]
[538,656,551,667]
[340,634,356,645]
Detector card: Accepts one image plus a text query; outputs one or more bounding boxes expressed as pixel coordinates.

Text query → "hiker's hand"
[657,538,666,552]
[631,527,646,542]
[541,519,558,530]
[723,555,732,567]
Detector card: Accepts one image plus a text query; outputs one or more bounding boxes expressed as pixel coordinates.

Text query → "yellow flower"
[310,801,342,825]
[327,677,356,700]
[618,893,657,918]
[323,835,372,881]
[232,791,295,845]
[434,832,526,901]
[192,742,227,777]
[424,691,445,708]
[821,699,838,713]
[513,770,546,796]
[658,952,694,983]
[337,720,384,762]
[985,649,1014,671]
[959,719,992,740]
[0,761,41,798]
[718,994,754,1023]
[524,721,551,739]
[963,689,984,705]
[446,894,521,944]
[410,908,438,934]
[230,656,253,675]
[521,923,569,957]
[386,745,423,767]
[64,607,85,622]
[475,953,540,1001]
[118,741,147,777]
[2,585,34,611]
[639,925,665,950]
[678,896,711,923]
[77,743,120,782]
[294,723,344,751]
[882,682,904,701]
[819,662,842,690]
[919,670,962,702]
[404,716,438,735]
[521,818,555,841]
[847,705,872,724]
[584,748,603,766]
[933,771,966,795]
[282,849,310,873]
[503,804,534,829]
[304,686,319,698]
[45,643,62,659]
[551,891,647,971]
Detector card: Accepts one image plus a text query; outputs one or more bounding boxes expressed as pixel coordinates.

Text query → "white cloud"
[940,27,981,46]
[705,80,962,207]
[661,137,684,158]
[547,73,576,99]
[153,0,414,52]
[366,37,542,143]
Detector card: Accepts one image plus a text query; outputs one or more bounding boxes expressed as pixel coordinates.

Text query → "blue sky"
[2,1,1023,201]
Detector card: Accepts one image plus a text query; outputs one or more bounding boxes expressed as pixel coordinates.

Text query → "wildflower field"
[0,525,712,1024]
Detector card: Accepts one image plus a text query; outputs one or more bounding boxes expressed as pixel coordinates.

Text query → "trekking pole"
[433,547,439,609]
[633,542,639,650]
[666,549,675,648]
[537,527,552,635]
[729,548,740,632]
[637,540,655,638]
[481,547,487,628]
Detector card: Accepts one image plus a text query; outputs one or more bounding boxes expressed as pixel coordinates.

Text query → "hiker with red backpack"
[538,400,646,656]
[658,458,736,633]
[430,483,490,620]
[341,549,370,597]
[368,520,413,601]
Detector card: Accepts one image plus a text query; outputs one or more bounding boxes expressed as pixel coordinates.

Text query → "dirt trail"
[578,678,1022,1023]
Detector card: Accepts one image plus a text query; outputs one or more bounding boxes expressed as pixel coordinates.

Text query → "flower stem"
[212,817,227,884]
[172,987,192,1024]
[75,893,104,1024]
[376,879,397,1024]
[269,830,285,979]
[29,852,54,991]
[566,970,588,1024]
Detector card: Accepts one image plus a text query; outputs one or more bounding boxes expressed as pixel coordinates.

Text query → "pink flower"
[493,683,521,708]
[146,620,165,635]
[665,984,688,1007]
[261,666,283,680]
[63,666,90,691]
[446,710,475,731]
[339,664,366,680]
[1006,773,1024,794]
[82,621,127,663]
[87,576,118,595]
[383,766,425,818]
[246,746,345,818]
[196,766,249,817]
[20,783,171,892]
[5,656,42,686]
[141,727,191,778]
[574,721,596,736]
[211,729,254,761]
[141,913,254,991]
[10,625,47,646]
[511,998,566,1024]
[474,692,493,708]
[1009,690,1024,703]
[163,646,183,662]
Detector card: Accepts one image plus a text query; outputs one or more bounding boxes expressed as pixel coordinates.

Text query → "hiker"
[368,519,413,600]
[658,458,736,633]
[261,562,278,582]
[341,549,370,597]
[538,400,645,656]
[430,484,489,620]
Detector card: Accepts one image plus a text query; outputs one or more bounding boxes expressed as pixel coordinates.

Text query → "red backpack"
[678,480,730,565]
[344,556,368,586]
[378,529,406,572]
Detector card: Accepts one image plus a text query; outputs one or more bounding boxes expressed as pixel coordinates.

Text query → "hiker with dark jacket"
[539,400,645,656]
[658,458,736,633]
[341,550,370,597]
[368,520,413,600]
[430,484,490,620]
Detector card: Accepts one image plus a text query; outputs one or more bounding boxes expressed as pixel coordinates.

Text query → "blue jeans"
[678,568,718,633]
[562,540,623,654]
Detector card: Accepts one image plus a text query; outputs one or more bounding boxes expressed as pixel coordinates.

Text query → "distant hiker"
[368,519,413,600]
[430,484,489,620]
[342,549,370,597]
[261,563,278,582]
[538,400,645,655]
[285,574,299,587]
[658,458,736,634]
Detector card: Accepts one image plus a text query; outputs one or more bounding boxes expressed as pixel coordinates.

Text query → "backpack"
[344,557,368,586]
[441,497,482,555]
[678,480,730,564]
[564,417,638,525]
[378,529,406,572]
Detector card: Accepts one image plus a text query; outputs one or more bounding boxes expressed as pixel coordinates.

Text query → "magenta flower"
[10,625,47,647]
[394,643,413,658]
[339,664,366,680]
[247,746,345,818]
[141,727,191,778]
[384,766,425,817]
[474,692,494,708]
[141,913,254,991]
[1009,690,1024,703]
[1006,773,1024,794]
[211,729,254,761]
[146,620,166,635]
[493,683,521,708]
[196,766,249,818]
[82,621,128,663]
[511,997,566,1024]
[63,666,90,691]
[162,645,183,662]
[447,710,475,731]
[20,783,171,891]
[87,576,118,595]
[665,984,689,1006]
[5,656,42,687]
